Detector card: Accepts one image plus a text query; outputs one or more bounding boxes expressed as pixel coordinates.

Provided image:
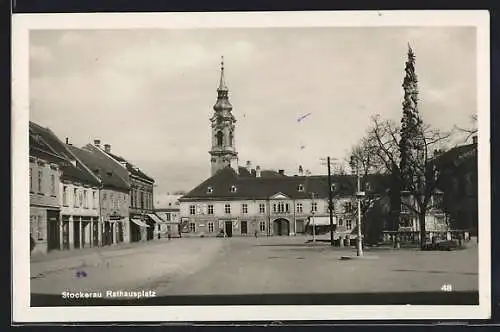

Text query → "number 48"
[441,284,453,292]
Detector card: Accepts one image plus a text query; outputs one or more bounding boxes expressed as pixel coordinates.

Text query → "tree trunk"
[419,211,427,249]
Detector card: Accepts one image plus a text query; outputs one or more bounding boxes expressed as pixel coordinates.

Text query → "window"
[296,203,303,213]
[346,219,352,230]
[189,205,196,215]
[207,186,213,194]
[208,222,214,233]
[216,131,224,146]
[311,202,318,213]
[297,184,304,192]
[259,203,265,214]
[338,218,343,226]
[140,191,144,209]
[189,222,196,232]
[50,174,56,196]
[224,204,231,214]
[37,170,43,193]
[73,188,78,207]
[242,203,248,214]
[274,202,289,213]
[92,191,97,209]
[229,131,233,146]
[208,204,214,215]
[365,181,372,192]
[79,191,84,208]
[29,167,33,192]
[259,221,266,232]
[230,185,237,193]
[62,186,68,206]
[343,202,353,213]
[83,190,88,208]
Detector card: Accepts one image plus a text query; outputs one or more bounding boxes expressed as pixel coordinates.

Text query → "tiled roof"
[434,143,476,167]
[68,145,129,191]
[180,166,390,201]
[105,151,154,183]
[29,122,100,186]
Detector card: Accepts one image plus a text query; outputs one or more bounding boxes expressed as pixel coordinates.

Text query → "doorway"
[241,221,248,235]
[73,218,81,249]
[62,217,70,250]
[92,220,99,247]
[46,210,60,251]
[273,218,290,236]
[225,221,233,237]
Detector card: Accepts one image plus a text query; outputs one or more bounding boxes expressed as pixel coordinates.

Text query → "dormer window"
[207,186,213,194]
[297,184,304,192]
[230,185,237,193]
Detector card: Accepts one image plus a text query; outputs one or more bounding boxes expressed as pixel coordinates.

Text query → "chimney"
[472,135,478,145]
[94,139,101,148]
[278,169,285,176]
[298,165,304,176]
[246,160,252,173]
[65,137,69,145]
[104,144,111,153]
[256,165,261,178]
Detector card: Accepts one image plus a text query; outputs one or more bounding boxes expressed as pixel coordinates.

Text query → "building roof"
[68,145,129,191]
[180,166,390,201]
[29,122,100,186]
[434,143,477,168]
[104,151,154,183]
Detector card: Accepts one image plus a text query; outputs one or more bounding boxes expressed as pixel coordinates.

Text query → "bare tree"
[454,113,478,143]
[349,115,452,248]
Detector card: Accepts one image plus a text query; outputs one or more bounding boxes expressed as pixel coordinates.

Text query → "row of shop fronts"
[30,208,172,255]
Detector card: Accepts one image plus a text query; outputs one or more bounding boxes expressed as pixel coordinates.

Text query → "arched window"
[216,131,223,147]
[229,131,233,146]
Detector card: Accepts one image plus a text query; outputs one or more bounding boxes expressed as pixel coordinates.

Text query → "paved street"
[31,236,478,297]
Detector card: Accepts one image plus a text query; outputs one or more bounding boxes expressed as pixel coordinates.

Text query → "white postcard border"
[12,10,491,322]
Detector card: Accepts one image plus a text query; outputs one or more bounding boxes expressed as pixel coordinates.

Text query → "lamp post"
[350,156,364,257]
[311,192,316,243]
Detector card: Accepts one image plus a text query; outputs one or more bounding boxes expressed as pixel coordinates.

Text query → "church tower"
[209,56,238,176]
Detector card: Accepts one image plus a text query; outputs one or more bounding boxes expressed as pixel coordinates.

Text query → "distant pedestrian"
[167,230,172,240]
[254,230,258,238]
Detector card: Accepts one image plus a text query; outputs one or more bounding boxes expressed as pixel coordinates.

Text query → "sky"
[29,27,477,197]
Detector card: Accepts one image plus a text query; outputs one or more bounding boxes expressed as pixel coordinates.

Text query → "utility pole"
[327,156,335,247]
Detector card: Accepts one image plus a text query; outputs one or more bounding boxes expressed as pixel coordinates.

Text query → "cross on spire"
[218,55,228,92]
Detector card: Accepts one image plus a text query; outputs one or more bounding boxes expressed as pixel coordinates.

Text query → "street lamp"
[350,156,365,257]
[311,192,316,243]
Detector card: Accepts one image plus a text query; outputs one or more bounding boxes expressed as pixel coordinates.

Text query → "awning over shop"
[130,218,150,228]
[307,216,337,226]
[147,213,166,224]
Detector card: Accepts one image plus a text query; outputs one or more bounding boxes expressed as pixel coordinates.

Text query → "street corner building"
[178,59,466,244]
[29,122,101,254]
[154,194,182,238]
